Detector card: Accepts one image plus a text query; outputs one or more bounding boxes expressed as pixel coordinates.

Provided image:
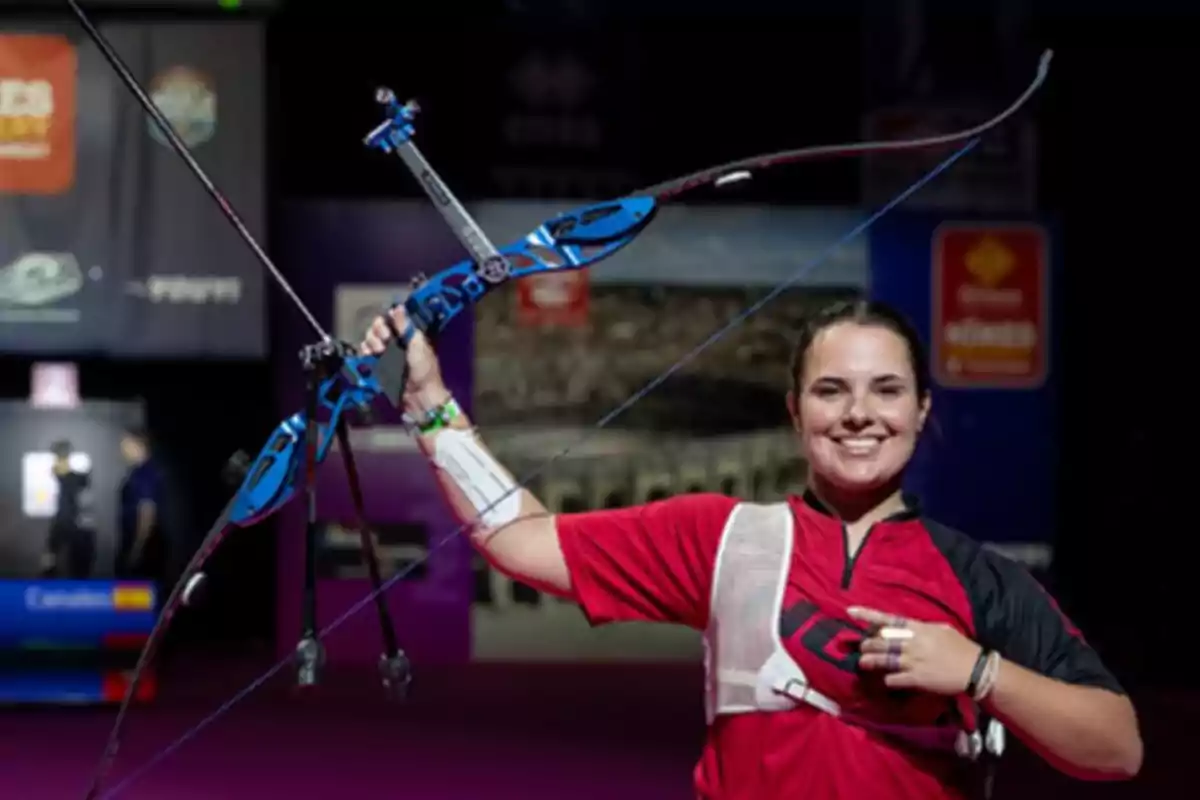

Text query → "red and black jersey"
[556,491,1123,800]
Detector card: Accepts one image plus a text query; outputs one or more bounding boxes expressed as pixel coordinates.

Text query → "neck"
[806,475,908,525]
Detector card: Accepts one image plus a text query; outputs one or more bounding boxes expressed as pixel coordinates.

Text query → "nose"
[843,391,873,429]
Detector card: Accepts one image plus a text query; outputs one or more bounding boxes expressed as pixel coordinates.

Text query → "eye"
[811,384,842,398]
[875,384,906,398]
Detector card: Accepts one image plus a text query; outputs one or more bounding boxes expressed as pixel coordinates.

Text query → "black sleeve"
[973,549,1125,695]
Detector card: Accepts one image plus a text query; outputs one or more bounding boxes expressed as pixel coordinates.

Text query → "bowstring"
[99,138,980,798]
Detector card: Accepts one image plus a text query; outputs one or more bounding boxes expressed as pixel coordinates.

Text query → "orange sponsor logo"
[932,224,1049,389]
[0,34,76,194]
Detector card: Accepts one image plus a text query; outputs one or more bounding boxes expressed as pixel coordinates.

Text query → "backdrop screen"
[0,22,266,357]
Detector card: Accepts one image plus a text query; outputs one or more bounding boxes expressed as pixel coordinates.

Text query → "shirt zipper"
[840,523,876,590]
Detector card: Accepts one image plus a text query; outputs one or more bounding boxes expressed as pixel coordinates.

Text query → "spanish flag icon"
[112,583,155,611]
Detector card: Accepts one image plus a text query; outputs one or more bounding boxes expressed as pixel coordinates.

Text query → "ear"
[785,389,802,433]
[917,391,932,435]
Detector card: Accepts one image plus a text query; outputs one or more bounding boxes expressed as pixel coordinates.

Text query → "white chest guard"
[702,501,1004,760]
[703,502,839,724]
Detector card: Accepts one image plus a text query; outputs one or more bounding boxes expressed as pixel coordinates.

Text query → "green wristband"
[413,397,462,435]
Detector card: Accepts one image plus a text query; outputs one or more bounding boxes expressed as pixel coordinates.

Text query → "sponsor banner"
[0,580,156,642]
[275,200,475,666]
[932,223,1048,389]
[0,579,154,705]
[0,23,265,357]
[0,33,75,195]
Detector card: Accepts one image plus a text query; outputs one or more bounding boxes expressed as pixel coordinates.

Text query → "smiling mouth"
[833,437,885,456]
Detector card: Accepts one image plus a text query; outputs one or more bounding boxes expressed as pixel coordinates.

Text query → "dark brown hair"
[789,299,931,397]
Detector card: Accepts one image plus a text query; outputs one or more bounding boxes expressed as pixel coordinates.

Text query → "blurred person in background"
[115,427,166,585]
[362,298,1141,800]
[41,440,96,579]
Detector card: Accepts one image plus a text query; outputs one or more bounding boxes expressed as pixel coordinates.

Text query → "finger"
[884,671,918,689]
[860,637,909,655]
[860,637,885,654]
[857,653,888,671]
[371,317,393,342]
[388,305,409,329]
[847,606,906,628]
[857,652,906,672]
[360,334,382,355]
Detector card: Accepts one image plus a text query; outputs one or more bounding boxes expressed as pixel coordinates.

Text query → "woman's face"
[787,322,929,495]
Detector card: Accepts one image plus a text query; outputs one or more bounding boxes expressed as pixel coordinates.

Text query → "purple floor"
[0,661,1193,799]
[1,662,702,800]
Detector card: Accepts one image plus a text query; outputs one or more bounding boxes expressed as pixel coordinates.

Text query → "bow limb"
[84,349,388,799]
[85,429,302,800]
[370,49,1054,366]
[636,48,1053,201]
[83,497,236,800]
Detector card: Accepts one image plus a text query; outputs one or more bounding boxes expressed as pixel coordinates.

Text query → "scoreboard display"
[0,580,157,704]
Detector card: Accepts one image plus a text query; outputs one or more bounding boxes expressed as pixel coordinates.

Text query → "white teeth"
[840,438,878,448]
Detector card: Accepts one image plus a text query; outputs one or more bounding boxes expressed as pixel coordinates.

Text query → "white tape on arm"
[431,427,523,528]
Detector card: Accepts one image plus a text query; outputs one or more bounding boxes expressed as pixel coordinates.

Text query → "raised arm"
[361,307,571,597]
[360,306,732,627]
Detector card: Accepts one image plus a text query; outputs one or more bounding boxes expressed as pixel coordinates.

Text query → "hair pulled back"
[789,299,931,397]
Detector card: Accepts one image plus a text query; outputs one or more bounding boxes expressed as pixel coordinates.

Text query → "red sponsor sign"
[516,271,589,327]
[932,224,1048,389]
[0,34,77,195]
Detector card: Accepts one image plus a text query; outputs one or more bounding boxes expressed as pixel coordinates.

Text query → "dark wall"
[1040,17,1189,688]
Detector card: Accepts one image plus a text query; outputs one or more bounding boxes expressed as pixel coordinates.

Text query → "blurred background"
[0,0,1192,797]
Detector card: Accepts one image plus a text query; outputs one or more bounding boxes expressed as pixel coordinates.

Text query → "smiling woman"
[786,301,931,514]
[361,297,1142,800]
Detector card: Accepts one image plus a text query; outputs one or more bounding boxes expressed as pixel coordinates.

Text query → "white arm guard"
[431,427,523,528]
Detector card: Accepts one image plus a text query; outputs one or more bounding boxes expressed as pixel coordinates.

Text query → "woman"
[360,299,1141,799]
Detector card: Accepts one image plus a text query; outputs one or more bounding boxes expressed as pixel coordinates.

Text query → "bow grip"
[375,311,417,408]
